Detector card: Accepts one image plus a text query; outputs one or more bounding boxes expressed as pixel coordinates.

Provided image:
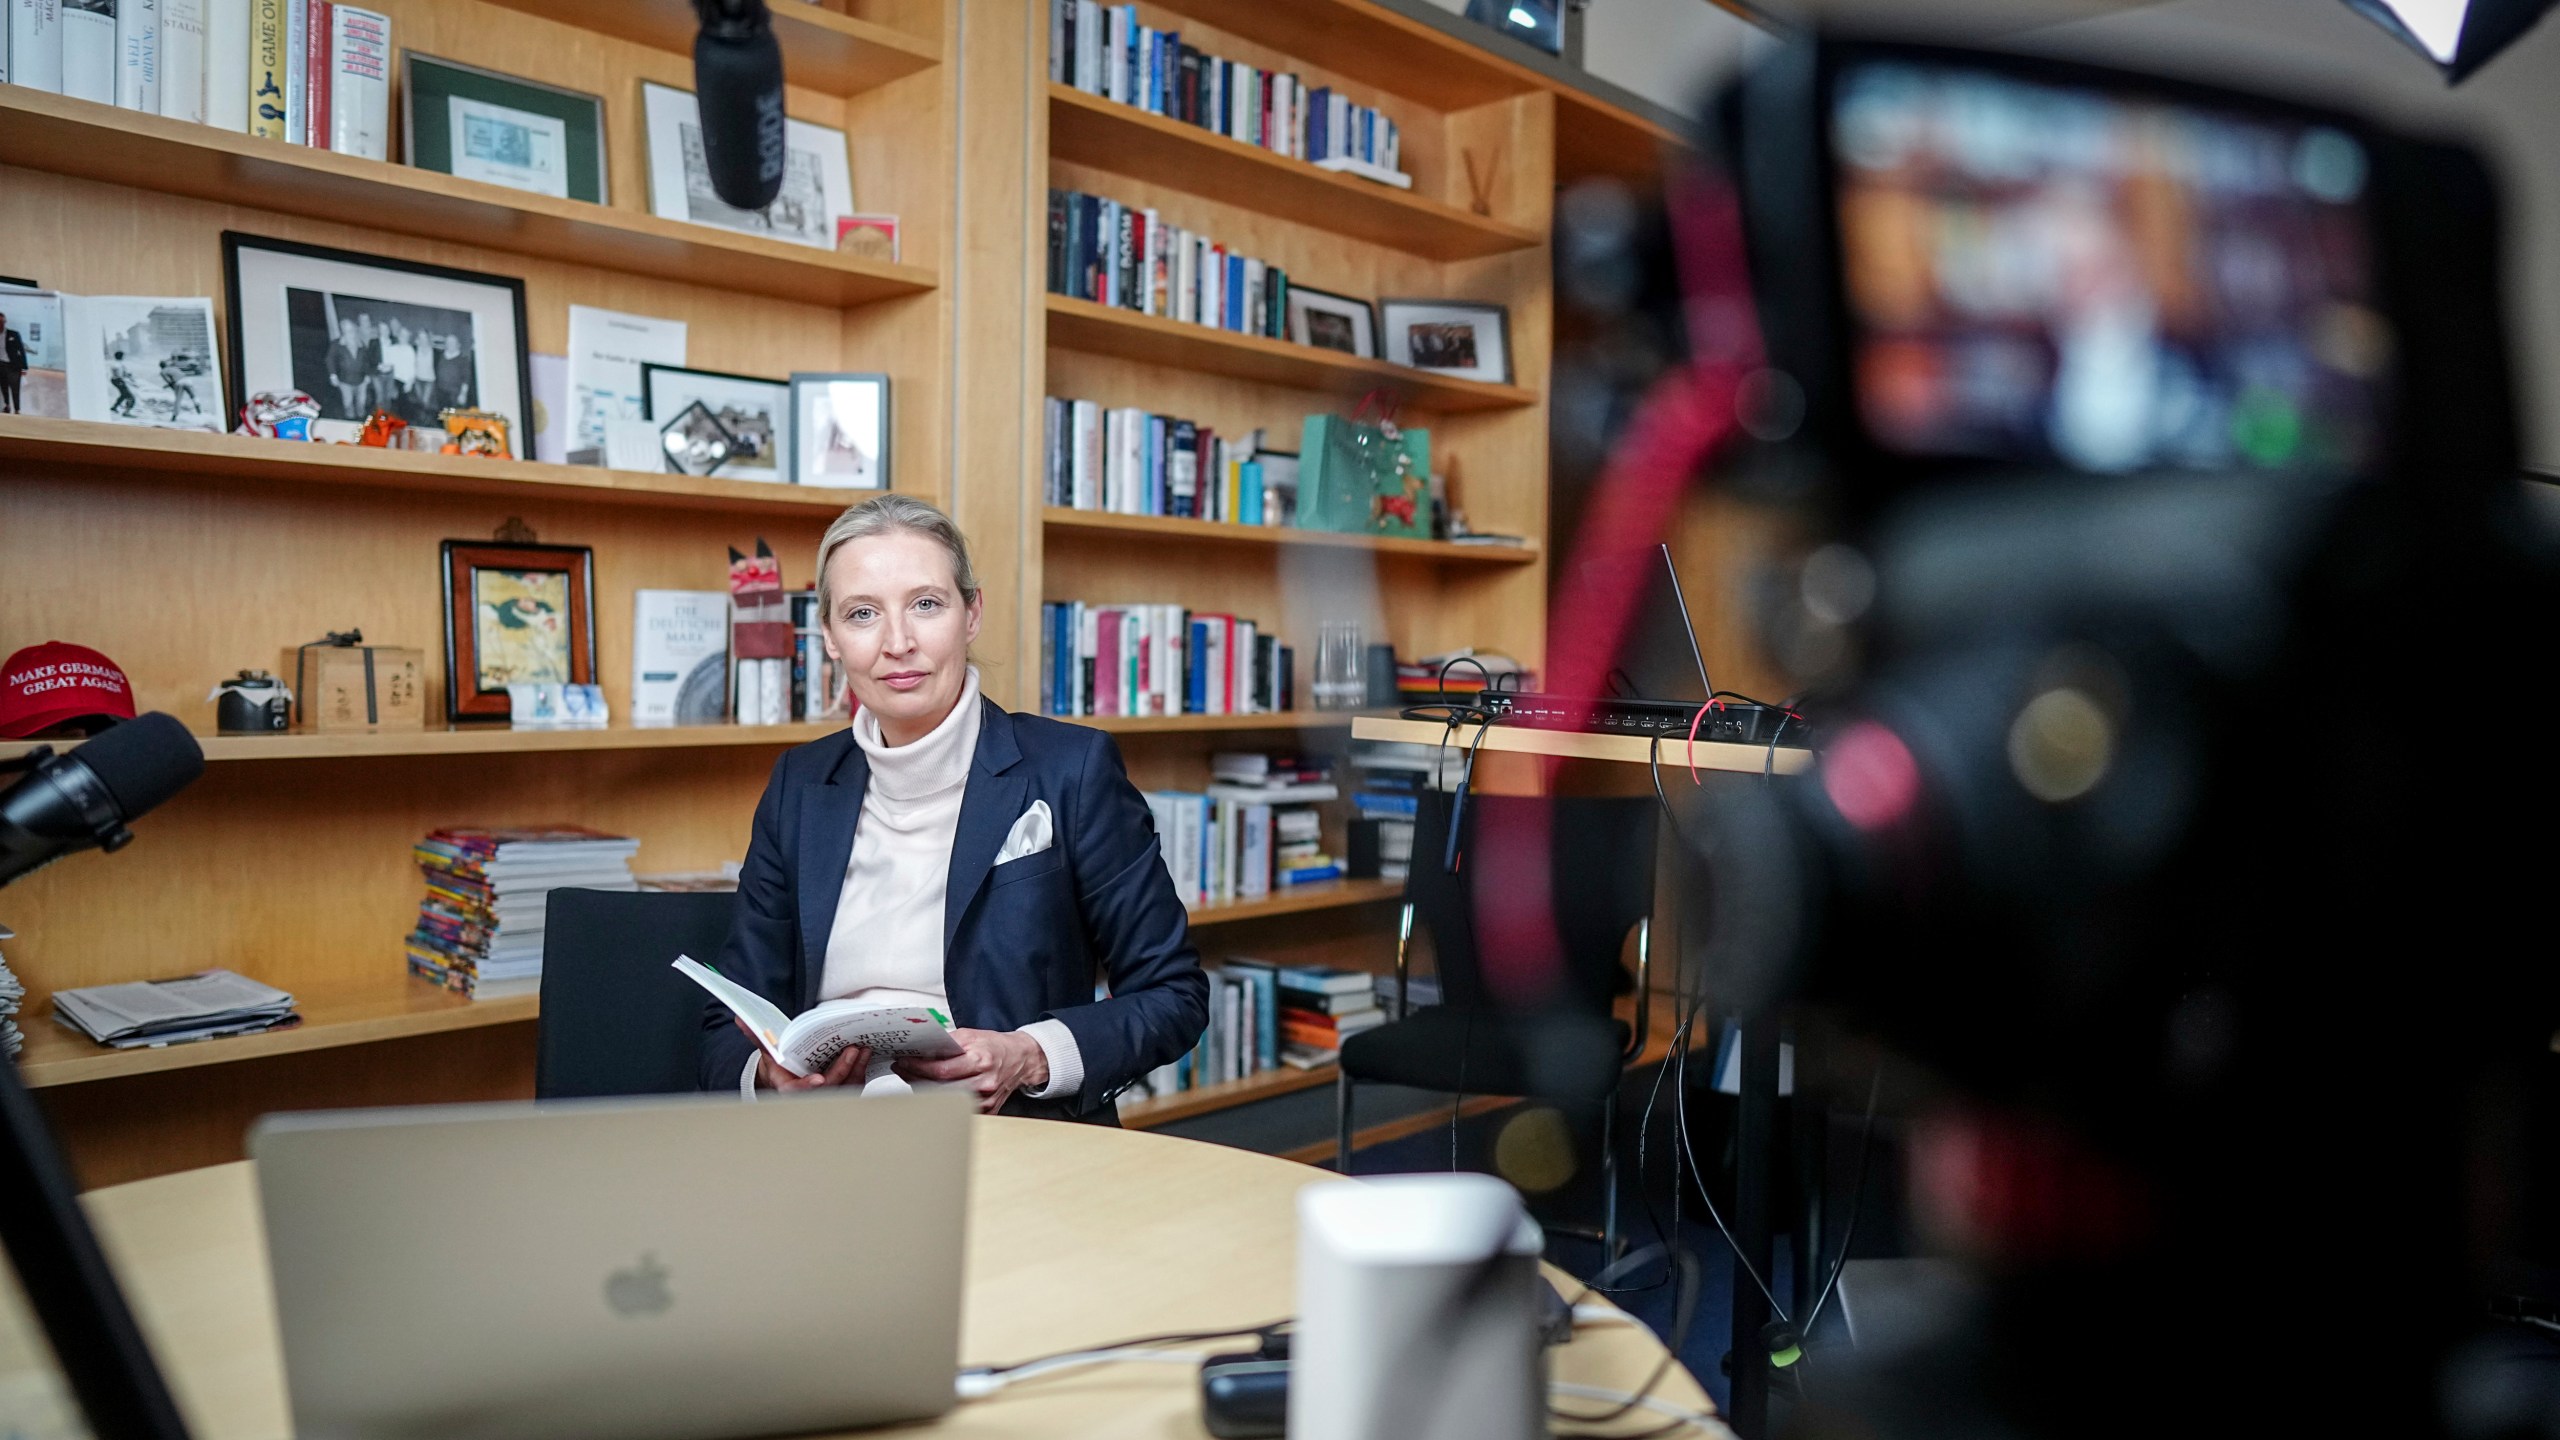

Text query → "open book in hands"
[673,955,964,1077]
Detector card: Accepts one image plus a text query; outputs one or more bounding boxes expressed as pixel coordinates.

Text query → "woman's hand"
[740,1018,870,1092]
[896,1028,1048,1114]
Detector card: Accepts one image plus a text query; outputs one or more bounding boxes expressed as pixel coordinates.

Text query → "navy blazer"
[696,698,1208,1119]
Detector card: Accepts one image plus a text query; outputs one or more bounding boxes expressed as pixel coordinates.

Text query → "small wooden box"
[288,643,426,732]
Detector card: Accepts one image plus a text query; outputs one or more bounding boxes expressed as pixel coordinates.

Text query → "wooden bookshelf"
[0,89,938,308]
[476,0,941,97]
[0,721,843,768]
[0,416,873,517]
[1120,1060,1340,1127]
[1043,506,1537,562]
[14,976,538,1090]
[1045,295,1537,413]
[1186,878,1403,926]
[1130,0,1545,111]
[1047,85,1541,262]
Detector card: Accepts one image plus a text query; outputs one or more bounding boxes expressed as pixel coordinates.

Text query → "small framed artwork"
[439,541,598,723]
[60,295,223,431]
[788,372,890,489]
[1379,299,1512,385]
[223,232,533,448]
[641,362,789,482]
[641,81,853,250]
[1286,286,1376,359]
[402,53,609,205]
[834,215,900,263]
[658,399,739,477]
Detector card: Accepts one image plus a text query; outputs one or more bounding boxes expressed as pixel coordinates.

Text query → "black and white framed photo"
[1286,286,1376,358]
[60,295,223,431]
[1379,299,1512,384]
[641,362,789,482]
[787,372,889,489]
[222,232,532,448]
[641,82,853,250]
[402,53,609,205]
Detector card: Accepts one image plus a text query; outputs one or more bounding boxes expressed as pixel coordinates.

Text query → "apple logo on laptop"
[604,1253,673,1317]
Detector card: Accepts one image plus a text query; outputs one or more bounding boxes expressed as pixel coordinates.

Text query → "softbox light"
[2342,0,2558,80]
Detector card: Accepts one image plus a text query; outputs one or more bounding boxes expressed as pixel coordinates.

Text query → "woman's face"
[821,529,980,745]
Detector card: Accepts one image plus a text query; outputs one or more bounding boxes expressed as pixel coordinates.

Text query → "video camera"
[1675,34,2560,1439]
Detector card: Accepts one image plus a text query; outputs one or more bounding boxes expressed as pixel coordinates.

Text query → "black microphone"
[0,713,205,888]
[693,0,787,212]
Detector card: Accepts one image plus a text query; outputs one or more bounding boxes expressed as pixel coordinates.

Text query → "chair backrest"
[1404,790,1657,1019]
[535,888,736,1099]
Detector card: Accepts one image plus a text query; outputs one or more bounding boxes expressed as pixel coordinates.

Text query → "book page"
[782,1002,964,1071]
[671,956,793,1066]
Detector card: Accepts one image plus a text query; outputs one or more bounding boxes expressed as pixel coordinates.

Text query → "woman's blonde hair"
[815,495,982,612]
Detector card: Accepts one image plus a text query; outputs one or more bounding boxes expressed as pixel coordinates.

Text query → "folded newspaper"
[51,970,300,1049]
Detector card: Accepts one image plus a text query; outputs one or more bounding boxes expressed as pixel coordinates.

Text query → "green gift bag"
[1298,394,1431,538]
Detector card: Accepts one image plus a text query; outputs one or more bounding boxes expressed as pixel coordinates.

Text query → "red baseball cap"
[0,642,138,739]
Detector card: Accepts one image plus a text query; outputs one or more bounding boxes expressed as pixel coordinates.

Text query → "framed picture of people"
[221,232,533,452]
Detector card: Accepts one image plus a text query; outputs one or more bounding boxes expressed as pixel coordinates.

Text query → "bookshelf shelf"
[14,977,537,1090]
[1146,0,1542,112]
[0,416,863,517]
[1042,507,1539,563]
[1119,1060,1339,1128]
[1061,711,1360,735]
[1186,878,1404,927]
[0,721,844,768]
[0,89,939,307]
[1044,295,1537,414]
[479,0,940,97]
[1047,85,1540,262]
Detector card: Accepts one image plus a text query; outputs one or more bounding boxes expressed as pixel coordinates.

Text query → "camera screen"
[1831,59,2392,476]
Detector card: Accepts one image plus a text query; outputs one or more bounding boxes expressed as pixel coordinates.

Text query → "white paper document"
[565,305,685,464]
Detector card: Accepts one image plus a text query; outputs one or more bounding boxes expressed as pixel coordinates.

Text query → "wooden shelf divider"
[1043,506,1537,563]
[1047,85,1540,262]
[13,977,537,1090]
[478,0,939,97]
[0,89,938,307]
[0,416,865,517]
[1045,295,1536,414]
[1185,878,1403,927]
[1119,1060,1341,1128]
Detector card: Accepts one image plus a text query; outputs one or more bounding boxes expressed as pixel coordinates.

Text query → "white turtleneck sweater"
[740,667,1082,1099]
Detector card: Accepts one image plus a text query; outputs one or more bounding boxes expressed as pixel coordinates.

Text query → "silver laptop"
[250,1088,974,1440]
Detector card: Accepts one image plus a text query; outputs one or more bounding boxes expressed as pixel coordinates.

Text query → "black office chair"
[1335,791,1656,1256]
[535,888,736,1099]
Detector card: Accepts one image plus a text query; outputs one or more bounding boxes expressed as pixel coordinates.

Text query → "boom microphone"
[693,0,788,212]
[0,713,205,888]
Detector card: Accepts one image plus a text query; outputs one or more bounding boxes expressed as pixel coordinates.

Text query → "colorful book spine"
[245,0,285,138]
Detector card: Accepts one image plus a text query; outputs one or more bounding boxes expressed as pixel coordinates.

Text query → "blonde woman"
[698,496,1207,1119]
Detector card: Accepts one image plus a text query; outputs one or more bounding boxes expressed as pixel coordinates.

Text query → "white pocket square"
[994,800,1054,865]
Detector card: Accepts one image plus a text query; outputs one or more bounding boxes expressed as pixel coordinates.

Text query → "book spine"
[114,0,156,111]
[326,3,386,160]
[11,0,63,93]
[278,0,301,140]
[201,0,245,125]
[155,0,202,119]
[1047,0,1063,84]
[59,0,112,103]
[300,0,326,148]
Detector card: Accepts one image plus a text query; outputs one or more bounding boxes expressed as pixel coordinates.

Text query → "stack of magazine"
[0,924,23,1058]
[406,825,641,999]
[50,970,299,1050]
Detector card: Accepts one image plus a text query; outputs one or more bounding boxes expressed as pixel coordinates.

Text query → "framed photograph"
[641,81,853,250]
[658,399,739,478]
[223,232,533,449]
[439,541,597,722]
[788,372,889,489]
[1287,286,1376,359]
[641,362,789,482]
[60,295,221,431]
[1380,299,1513,384]
[1,286,70,419]
[402,53,608,205]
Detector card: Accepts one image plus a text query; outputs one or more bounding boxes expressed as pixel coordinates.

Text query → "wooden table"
[13,1117,1718,1438]
[1351,715,1813,774]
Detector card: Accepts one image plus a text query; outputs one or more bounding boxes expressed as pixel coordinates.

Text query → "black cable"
[1800,1066,1883,1342]
[1550,1244,1703,1431]
[967,1319,1290,1378]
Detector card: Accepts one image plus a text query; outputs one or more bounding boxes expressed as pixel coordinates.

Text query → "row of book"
[1049,2,1405,179]
[1118,959,1414,1104]
[631,587,850,729]
[1041,399,1302,527]
[1039,602,1295,719]
[1047,187,1291,339]
[405,825,640,1000]
[4,0,391,159]
[1146,753,1343,907]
